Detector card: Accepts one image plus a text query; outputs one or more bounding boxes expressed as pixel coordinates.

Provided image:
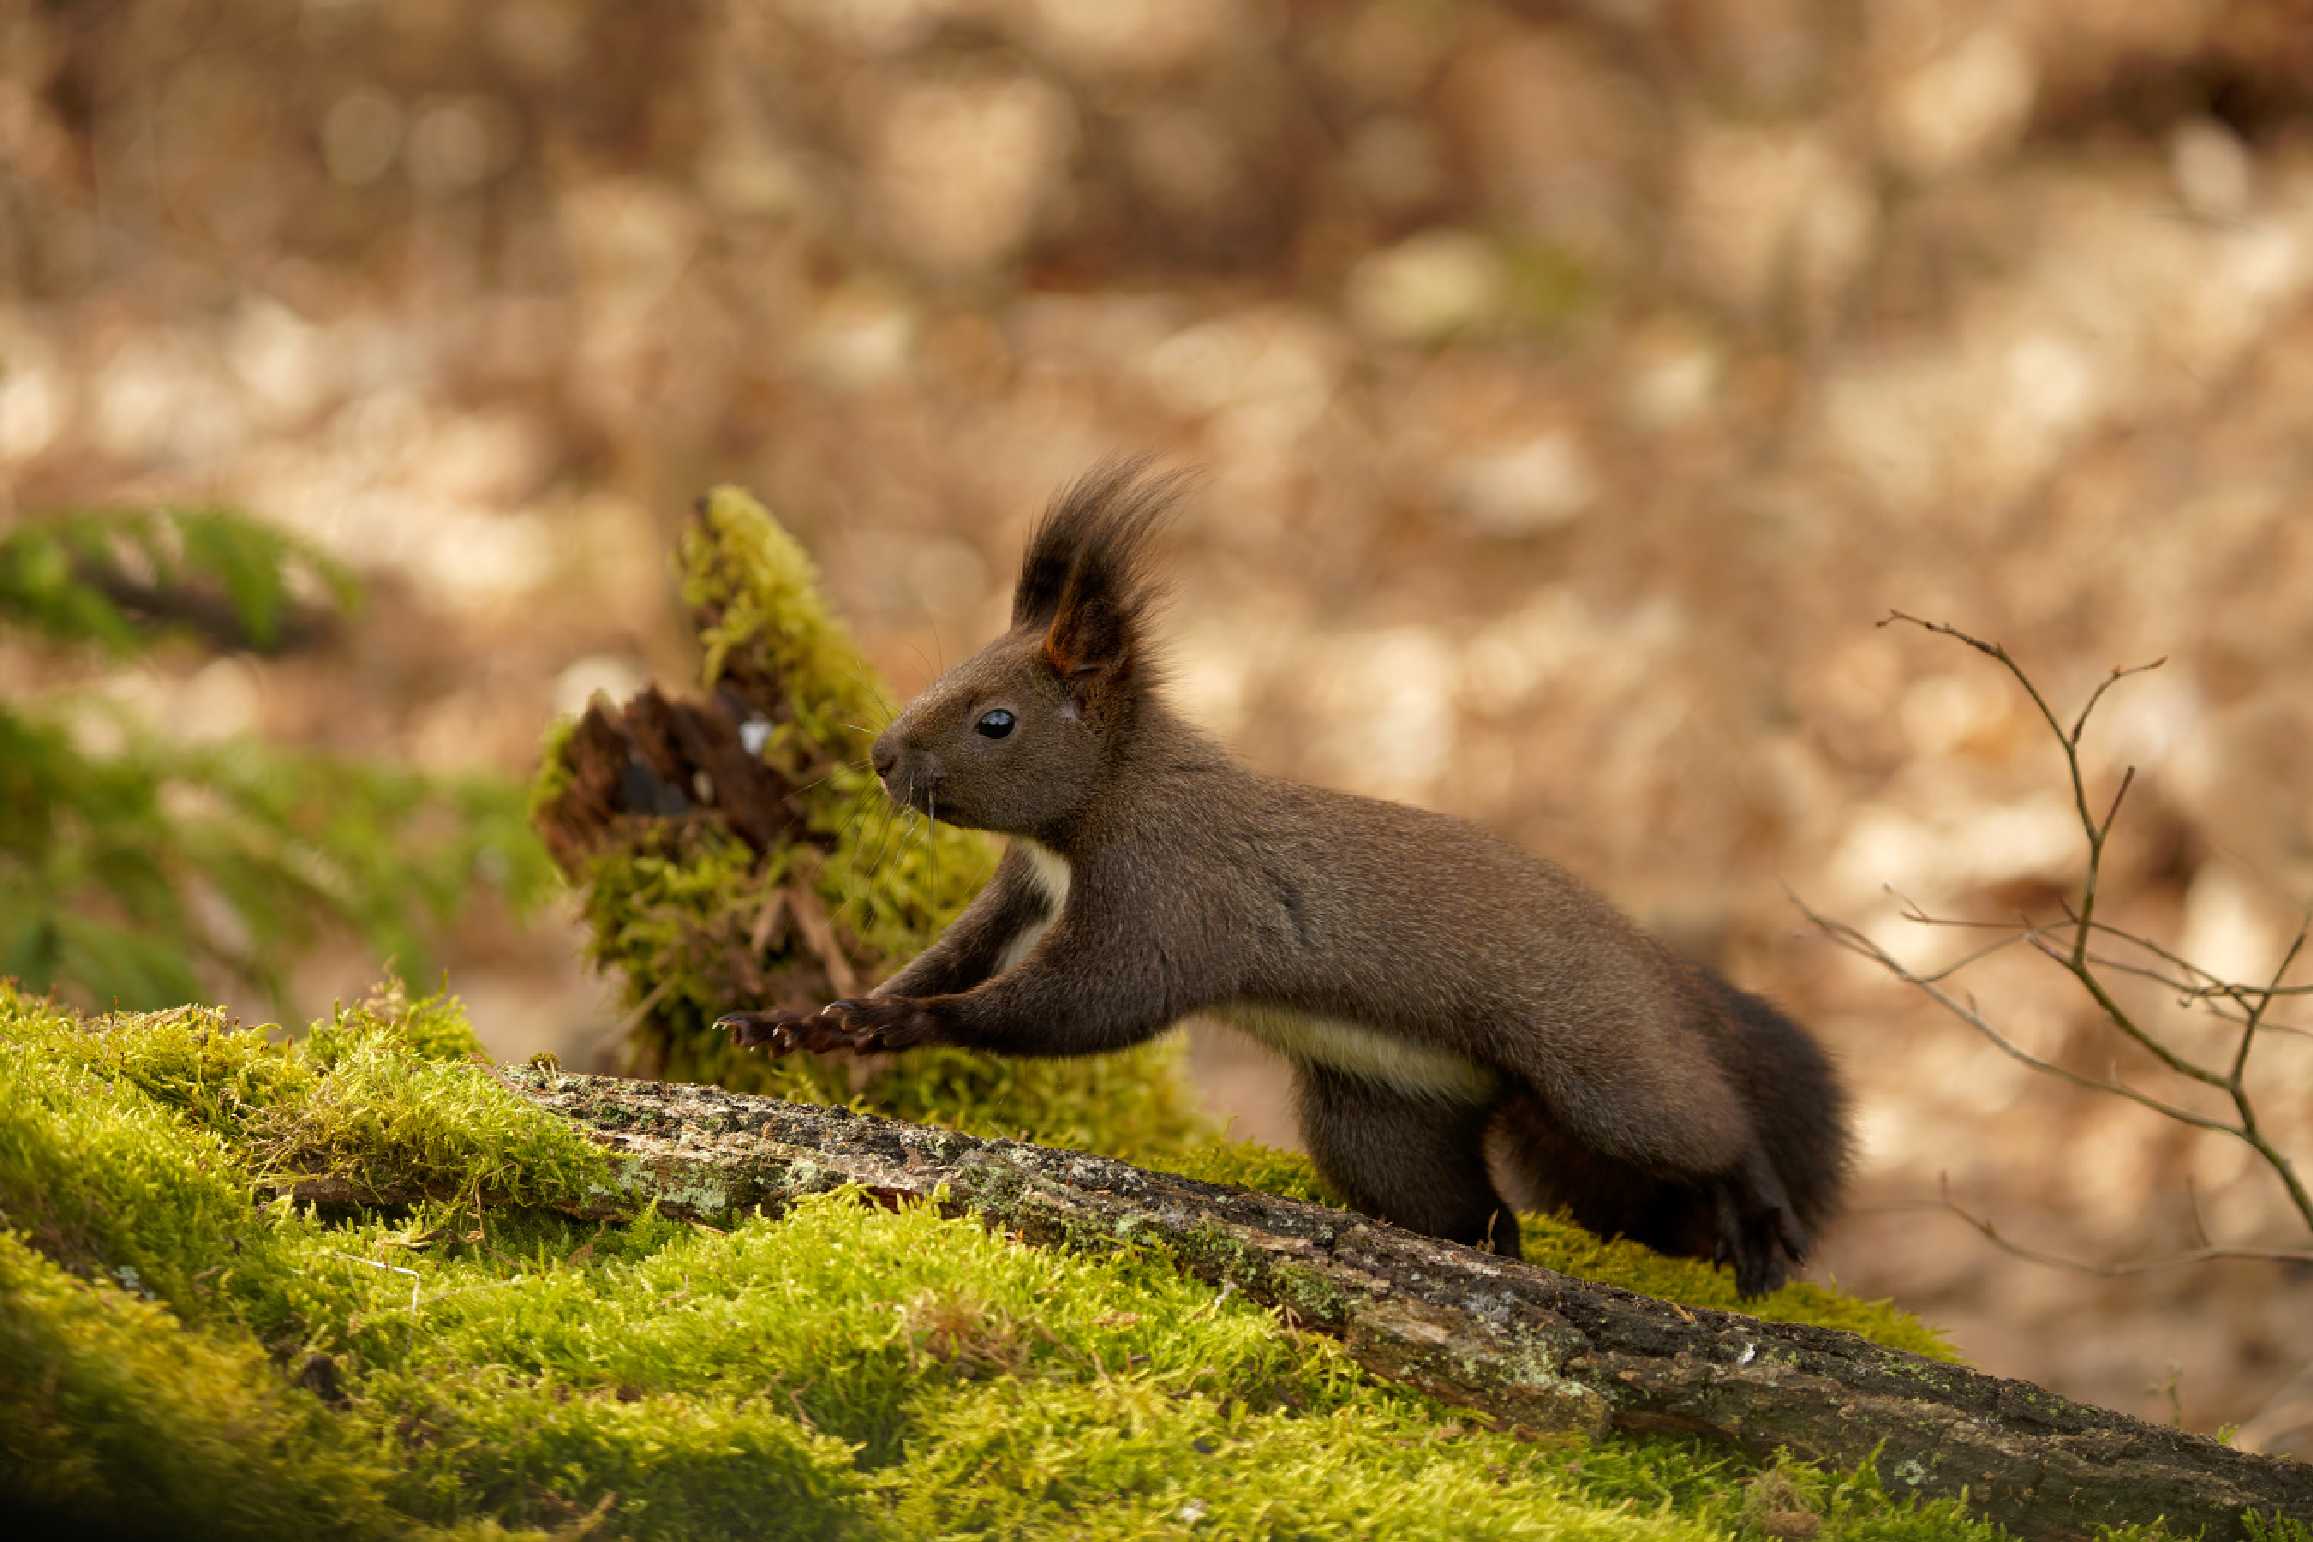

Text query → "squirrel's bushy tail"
[1706,975,1852,1247]
[1490,972,1851,1270]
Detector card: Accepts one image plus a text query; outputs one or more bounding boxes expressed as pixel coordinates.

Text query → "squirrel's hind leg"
[1292,1063,1522,1259]
[1494,1092,1803,1298]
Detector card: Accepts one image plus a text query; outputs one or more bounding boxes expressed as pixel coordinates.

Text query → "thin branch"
[2071,661,2169,749]
[2225,926,2313,1233]
[2017,930,2229,1089]
[2097,763,2138,844]
[1908,926,2035,985]
[2065,944,2206,998]
[1876,613,2160,960]
[2194,998,2313,1043]
[1878,899,2313,1033]
[1887,888,2037,934]
[1795,899,2236,1137]
[2059,911,2313,999]
[2021,911,2313,1031]
[1887,1180,2313,1278]
[2229,926,2307,1089]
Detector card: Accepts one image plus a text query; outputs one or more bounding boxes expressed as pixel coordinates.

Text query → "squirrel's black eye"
[976,709,1016,739]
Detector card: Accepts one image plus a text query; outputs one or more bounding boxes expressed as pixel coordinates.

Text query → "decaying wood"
[329,1066,2310,1541]
[533,684,804,874]
[531,681,865,1068]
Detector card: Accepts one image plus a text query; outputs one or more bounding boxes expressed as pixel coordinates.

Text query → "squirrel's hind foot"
[1708,1166,1809,1299]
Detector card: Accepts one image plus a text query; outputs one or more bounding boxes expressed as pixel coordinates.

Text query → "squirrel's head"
[871,460,1179,840]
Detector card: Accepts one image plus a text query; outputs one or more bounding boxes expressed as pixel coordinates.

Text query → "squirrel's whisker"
[790,756,870,798]
[863,778,909,883]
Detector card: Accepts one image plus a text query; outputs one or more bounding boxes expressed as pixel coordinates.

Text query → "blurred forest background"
[4,0,2310,1458]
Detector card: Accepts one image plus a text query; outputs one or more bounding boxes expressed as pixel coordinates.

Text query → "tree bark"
[331,1067,2310,1541]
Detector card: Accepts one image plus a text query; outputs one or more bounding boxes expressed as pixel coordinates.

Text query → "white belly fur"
[998,839,1072,970]
[1216,1002,1500,1103]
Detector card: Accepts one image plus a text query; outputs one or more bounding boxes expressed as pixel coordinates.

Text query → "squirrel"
[717,461,1851,1296]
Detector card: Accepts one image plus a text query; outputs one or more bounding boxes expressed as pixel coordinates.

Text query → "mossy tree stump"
[530,488,1202,1160]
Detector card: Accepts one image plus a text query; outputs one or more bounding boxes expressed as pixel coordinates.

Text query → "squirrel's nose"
[871,735,899,782]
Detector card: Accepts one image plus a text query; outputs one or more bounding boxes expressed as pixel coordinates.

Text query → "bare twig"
[1806,616,2313,1255]
[1905,924,2034,984]
[2224,924,2313,1230]
[1877,612,2162,956]
[1865,897,2313,1034]
[1898,904,2313,1039]
[1795,898,2236,1136]
[1879,1179,2313,1279]
[2013,928,2231,1088]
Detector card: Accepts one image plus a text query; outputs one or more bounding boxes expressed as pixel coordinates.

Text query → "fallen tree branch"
[296,1066,2313,1541]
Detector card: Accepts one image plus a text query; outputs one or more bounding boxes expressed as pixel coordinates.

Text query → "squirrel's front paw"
[811,996,945,1054]
[716,1008,820,1056]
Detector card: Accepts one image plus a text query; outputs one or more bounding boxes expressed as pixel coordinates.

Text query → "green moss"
[1176,1136,1339,1205]
[676,486,992,989]
[0,1005,266,1322]
[260,1027,609,1210]
[331,1194,1721,1540]
[684,487,887,744]
[0,1233,422,1540]
[526,711,580,823]
[1513,1211,1954,1360]
[308,978,489,1065]
[682,487,993,958]
[0,987,2236,1539]
[381,1376,874,1539]
[1,982,608,1227]
[75,1003,317,1141]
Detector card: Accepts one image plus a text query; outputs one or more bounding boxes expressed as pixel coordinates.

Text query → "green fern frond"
[0,506,356,655]
[0,701,554,1015]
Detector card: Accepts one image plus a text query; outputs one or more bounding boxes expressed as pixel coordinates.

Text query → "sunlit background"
[5,0,2311,1454]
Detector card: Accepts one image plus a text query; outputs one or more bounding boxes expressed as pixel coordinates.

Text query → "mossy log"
[305,1066,2308,1542]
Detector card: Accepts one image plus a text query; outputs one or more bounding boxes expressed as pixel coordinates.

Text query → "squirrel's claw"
[717,1009,806,1055]
[814,996,940,1053]
[719,1008,854,1056]
[716,999,940,1056]
[1707,1176,1803,1299]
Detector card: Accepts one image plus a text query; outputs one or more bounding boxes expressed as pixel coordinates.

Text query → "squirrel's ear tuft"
[1014,458,1183,689]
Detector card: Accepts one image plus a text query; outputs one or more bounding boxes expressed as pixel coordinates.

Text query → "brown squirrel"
[717,461,1851,1295]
